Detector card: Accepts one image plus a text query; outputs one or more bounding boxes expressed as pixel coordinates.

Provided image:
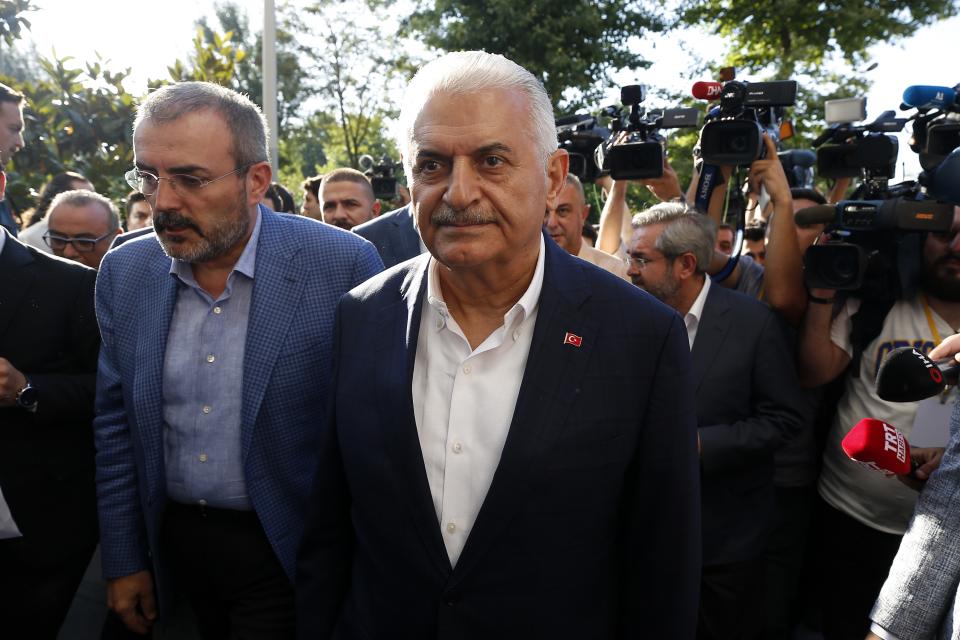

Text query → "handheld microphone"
[692,81,724,101]
[902,85,959,111]
[875,346,960,402]
[841,418,912,476]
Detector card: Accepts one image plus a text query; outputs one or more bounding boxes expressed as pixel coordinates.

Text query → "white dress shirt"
[411,236,545,567]
[683,275,712,349]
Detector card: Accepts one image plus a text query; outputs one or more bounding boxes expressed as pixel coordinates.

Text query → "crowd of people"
[1,49,959,640]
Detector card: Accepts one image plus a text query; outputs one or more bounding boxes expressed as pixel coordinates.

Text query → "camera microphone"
[793,204,836,226]
[692,81,724,101]
[902,85,959,111]
[876,346,959,402]
[841,418,912,476]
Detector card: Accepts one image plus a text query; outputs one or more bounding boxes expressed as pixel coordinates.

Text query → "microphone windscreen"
[692,81,724,101]
[841,418,912,476]
[876,346,945,402]
[902,85,958,110]
[794,204,836,226]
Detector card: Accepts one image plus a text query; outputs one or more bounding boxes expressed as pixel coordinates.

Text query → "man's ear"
[677,253,699,280]
[581,203,591,226]
[545,149,569,212]
[246,162,273,207]
[372,200,382,216]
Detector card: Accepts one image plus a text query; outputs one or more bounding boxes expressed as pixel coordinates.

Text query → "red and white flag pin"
[563,332,583,347]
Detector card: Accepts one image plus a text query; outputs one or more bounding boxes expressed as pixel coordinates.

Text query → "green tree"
[401,0,665,112]
[0,0,33,48]
[1,54,138,205]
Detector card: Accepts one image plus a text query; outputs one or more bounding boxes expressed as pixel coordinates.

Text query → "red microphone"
[841,418,912,476]
[692,81,724,100]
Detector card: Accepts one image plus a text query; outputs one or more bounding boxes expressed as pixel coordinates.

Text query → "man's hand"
[898,447,946,491]
[929,332,960,364]
[641,156,683,202]
[0,358,27,408]
[107,570,157,634]
[865,633,882,640]
[748,134,792,209]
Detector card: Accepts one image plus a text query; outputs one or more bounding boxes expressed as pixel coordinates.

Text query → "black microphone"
[875,346,960,402]
[794,204,836,226]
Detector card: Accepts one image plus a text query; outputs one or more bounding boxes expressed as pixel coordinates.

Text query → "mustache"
[430,203,496,226]
[154,210,205,238]
[936,253,960,266]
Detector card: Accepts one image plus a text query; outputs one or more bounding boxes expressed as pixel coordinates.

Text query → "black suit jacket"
[692,283,806,566]
[297,237,702,639]
[0,230,100,564]
[352,205,422,268]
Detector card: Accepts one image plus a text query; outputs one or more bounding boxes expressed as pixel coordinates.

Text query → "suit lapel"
[690,284,731,393]
[396,206,422,262]
[132,246,178,502]
[240,211,304,460]
[450,239,597,585]
[373,255,452,575]
[0,233,36,341]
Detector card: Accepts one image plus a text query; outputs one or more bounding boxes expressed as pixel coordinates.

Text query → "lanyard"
[921,294,945,346]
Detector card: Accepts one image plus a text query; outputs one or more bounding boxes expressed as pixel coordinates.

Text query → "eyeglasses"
[43,231,114,253]
[124,164,252,196]
[628,254,668,269]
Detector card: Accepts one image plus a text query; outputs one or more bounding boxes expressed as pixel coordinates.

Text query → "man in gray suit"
[868,335,960,640]
[628,203,806,640]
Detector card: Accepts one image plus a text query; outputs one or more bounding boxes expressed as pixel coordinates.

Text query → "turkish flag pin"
[563,332,583,347]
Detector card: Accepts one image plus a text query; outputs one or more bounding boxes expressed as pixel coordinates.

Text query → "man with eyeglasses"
[628,203,805,640]
[43,190,120,269]
[93,81,383,638]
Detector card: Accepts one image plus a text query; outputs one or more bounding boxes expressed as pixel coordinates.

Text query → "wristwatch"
[15,380,38,412]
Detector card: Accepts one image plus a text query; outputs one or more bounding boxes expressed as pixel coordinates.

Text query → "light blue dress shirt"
[162,212,261,510]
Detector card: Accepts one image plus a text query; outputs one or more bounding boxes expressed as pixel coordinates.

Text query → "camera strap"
[694,163,720,213]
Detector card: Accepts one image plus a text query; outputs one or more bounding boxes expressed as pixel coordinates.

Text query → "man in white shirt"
[629,202,806,640]
[297,50,702,639]
[544,173,629,280]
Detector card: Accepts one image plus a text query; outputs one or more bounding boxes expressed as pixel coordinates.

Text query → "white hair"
[396,51,557,179]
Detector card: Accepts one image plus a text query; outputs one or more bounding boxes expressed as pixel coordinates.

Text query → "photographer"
[798,205,960,639]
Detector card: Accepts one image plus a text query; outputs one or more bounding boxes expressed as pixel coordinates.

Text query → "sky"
[20,0,960,182]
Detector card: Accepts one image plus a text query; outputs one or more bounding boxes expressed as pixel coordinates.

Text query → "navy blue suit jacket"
[297,236,702,639]
[352,204,422,269]
[93,208,383,603]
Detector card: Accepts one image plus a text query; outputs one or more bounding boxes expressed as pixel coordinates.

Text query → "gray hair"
[48,190,120,233]
[134,82,269,167]
[632,202,716,274]
[396,51,557,179]
[564,173,586,205]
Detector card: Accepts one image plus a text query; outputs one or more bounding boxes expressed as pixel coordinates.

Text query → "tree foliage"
[1,54,137,205]
[402,0,664,112]
[0,0,33,48]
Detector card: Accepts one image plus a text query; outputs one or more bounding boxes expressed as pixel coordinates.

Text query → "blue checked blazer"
[296,234,703,639]
[870,399,960,640]
[93,207,383,594]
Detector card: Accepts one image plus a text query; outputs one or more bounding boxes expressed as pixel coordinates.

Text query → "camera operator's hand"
[748,134,791,208]
[641,156,683,203]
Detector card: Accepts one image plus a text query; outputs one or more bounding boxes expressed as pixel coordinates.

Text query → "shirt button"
[206,354,216,363]
[462,365,471,375]
[452,442,462,454]
[436,318,444,330]
[202,405,212,414]
[198,499,207,506]
[199,453,208,463]
[213,306,222,314]
[446,522,456,533]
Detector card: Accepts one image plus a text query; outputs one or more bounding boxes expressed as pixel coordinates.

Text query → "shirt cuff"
[870,621,902,640]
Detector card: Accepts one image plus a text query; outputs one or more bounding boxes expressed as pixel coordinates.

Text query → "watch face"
[17,385,38,407]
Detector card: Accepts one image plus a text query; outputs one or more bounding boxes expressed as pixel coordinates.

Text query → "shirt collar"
[169,208,262,284]
[0,226,7,257]
[685,274,711,325]
[426,234,545,331]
